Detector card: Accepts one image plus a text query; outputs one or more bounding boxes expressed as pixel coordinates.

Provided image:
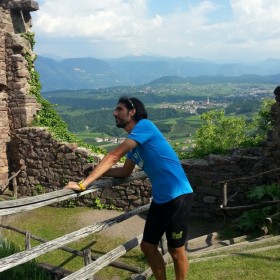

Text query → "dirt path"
[75,208,225,241]
[76,209,146,239]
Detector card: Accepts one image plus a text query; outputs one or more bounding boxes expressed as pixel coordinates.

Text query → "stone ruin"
[0,0,40,186]
[0,0,280,217]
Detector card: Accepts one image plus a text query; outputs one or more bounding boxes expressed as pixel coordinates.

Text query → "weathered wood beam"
[218,167,280,184]
[0,171,147,216]
[221,200,280,211]
[0,204,149,273]
[218,190,239,210]
[265,212,280,224]
[38,262,73,278]
[61,234,143,280]
[0,169,21,194]
[131,253,171,280]
[0,224,143,273]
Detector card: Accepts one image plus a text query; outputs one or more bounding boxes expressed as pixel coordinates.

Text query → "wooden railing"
[0,171,158,279]
[0,169,21,197]
[1,167,279,278]
[0,171,147,217]
[219,167,280,211]
[0,224,142,274]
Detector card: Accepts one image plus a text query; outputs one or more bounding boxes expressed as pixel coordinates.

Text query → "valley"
[42,80,276,153]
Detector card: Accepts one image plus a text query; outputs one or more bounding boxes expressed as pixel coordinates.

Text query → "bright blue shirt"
[127,119,193,203]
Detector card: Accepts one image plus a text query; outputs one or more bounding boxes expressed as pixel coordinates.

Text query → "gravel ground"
[76,209,147,239]
[75,208,224,241]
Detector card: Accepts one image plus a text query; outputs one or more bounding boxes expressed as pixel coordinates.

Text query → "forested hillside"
[41,80,276,151]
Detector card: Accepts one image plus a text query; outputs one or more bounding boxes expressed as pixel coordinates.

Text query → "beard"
[115,118,128,128]
[116,122,126,128]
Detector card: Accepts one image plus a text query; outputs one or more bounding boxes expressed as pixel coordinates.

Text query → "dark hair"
[118,96,148,121]
[274,86,280,95]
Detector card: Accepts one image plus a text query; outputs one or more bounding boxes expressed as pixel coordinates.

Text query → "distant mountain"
[34,56,280,92]
[148,74,280,85]
[35,56,128,92]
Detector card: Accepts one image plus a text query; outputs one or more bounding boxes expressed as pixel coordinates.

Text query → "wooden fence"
[0,171,147,217]
[218,167,280,229]
[219,167,280,211]
[0,171,162,279]
[0,224,143,274]
[1,167,280,279]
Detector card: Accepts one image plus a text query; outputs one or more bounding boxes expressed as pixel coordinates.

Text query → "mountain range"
[34,55,280,92]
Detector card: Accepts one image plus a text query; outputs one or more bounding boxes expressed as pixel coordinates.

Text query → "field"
[43,82,275,152]
[1,206,279,280]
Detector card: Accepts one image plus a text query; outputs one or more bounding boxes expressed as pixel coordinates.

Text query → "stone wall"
[0,0,40,186]
[181,95,280,217]
[10,127,152,210]
[0,5,12,186]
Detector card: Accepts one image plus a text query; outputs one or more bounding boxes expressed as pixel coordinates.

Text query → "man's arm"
[103,158,136,178]
[65,138,137,191]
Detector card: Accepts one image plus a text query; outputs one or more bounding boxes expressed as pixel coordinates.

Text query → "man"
[65,97,193,280]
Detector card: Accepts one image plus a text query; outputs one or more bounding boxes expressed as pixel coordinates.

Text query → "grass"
[187,247,280,280]
[1,206,147,279]
[150,238,280,280]
[2,206,279,280]
[0,238,52,280]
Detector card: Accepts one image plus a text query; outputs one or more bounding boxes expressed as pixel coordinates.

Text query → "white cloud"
[32,0,280,61]
[34,0,148,37]
[230,0,280,40]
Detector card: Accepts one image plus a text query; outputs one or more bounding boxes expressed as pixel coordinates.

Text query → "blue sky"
[32,0,280,62]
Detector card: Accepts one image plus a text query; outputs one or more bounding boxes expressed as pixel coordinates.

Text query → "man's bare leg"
[140,240,167,280]
[168,246,189,280]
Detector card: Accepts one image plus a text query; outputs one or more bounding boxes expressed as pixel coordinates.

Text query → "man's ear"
[130,108,136,117]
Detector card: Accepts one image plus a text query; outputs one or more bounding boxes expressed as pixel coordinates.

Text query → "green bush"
[238,183,280,234]
[0,239,52,280]
[187,99,274,158]
[21,31,105,155]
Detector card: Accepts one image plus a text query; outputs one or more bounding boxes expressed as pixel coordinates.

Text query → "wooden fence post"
[223,182,228,207]
[159,233,168,255]
[83,249,94,280]
[25,231,31,250]
[12,173,18,199]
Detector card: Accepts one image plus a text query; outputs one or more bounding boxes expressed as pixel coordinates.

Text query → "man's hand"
[64,181,82,191]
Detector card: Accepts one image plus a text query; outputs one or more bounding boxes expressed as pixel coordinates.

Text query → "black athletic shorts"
[143,193,193,248]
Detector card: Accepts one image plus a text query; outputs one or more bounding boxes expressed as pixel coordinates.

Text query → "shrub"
[186,99,274,158]
[0,238,52,280]
[238,183,280,234]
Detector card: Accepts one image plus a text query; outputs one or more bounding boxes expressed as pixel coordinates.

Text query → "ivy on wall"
[21,32,105,155]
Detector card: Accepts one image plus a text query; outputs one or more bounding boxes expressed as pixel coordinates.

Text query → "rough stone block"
[5,0,39,12]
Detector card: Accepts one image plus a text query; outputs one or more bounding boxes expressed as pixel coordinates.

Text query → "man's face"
[113,102,133,128]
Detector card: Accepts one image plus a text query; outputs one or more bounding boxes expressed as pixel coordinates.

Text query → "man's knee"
[168,246,186,260]
[140,240,158,255]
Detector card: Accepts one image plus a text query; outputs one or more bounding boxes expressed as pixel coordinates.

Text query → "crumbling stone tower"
[0,0,100,197]
[0,0,40,186]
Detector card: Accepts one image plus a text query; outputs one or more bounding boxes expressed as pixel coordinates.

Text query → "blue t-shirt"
[127,119,193,203]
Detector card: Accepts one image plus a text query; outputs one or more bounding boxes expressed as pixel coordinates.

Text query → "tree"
[191,99,274,158]
[251,98,275,139]
[192,110,248,157]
